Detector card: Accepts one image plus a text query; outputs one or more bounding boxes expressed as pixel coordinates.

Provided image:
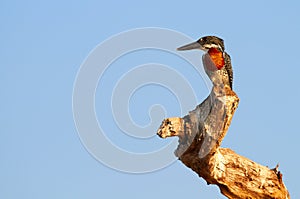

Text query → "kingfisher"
[177,36,233,90]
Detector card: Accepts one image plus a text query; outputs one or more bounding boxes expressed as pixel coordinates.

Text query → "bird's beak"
[177,41,202,51]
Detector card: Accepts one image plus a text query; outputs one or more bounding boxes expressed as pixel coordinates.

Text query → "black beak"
[177,41,202,51]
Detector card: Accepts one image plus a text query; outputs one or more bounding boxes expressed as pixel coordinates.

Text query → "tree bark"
[156,85,290,199]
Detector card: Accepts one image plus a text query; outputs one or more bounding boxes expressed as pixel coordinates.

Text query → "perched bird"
[177,36,233,90]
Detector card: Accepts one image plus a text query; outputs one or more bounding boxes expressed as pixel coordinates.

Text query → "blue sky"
[1,0,300,198]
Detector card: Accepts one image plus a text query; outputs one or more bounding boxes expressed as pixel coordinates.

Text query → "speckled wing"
[224,52,233,89]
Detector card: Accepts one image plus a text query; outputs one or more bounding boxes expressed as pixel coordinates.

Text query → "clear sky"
[1,0,300,198]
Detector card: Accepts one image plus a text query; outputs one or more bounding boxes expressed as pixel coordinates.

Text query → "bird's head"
[177,36,226,70]
[177,36,224,52]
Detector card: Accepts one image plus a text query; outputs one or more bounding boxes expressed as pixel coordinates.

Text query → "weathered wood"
[157,84,290,198]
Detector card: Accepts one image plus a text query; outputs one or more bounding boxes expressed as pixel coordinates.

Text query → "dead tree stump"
[157,84,289,199]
